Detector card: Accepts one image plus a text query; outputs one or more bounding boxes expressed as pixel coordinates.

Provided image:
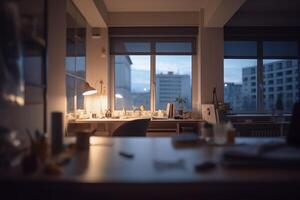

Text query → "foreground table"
[1,137,300,200]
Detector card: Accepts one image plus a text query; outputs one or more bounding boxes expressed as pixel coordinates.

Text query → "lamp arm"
[92,80,104,95]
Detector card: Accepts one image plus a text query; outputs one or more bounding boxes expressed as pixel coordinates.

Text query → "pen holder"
[76,130,93,150]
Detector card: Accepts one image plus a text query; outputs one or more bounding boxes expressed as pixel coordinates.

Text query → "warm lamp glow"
[82,82,97,96]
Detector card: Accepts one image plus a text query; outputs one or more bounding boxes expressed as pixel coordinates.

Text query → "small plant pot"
[178,109,184,116]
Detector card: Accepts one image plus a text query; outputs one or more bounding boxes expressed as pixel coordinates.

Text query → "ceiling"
[102,0,208,12]
[237,0,300,13]
[226,0,300,26]
[78,0,246,27]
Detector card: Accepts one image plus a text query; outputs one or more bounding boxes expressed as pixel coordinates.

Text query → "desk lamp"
[82,82,97,96]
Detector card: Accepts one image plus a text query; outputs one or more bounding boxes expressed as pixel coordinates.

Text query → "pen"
[119,151,134,159]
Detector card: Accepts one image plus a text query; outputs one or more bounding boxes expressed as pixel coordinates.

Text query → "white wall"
[109,12,201,27]
[199,27,224,105]
[47,0,67,134]
[85,25,109,116]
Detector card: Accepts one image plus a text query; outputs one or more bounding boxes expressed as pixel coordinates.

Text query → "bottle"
[201,122,213,142]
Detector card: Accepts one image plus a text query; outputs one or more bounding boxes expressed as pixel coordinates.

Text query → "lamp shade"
[115,93,123,99]
[82,82,97,96]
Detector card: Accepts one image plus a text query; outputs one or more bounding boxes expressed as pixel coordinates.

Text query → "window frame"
[224,28,300,114]
[65,0,87,115]
[66,72,86,113]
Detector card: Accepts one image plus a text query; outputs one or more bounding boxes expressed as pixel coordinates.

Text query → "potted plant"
[175,96,186,116]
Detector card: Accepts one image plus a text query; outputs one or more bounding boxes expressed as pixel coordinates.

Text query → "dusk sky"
[130,55,192,92]
[224,59,282,84]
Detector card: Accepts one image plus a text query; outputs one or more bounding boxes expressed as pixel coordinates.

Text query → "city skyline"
[224,59,299,113]
[129,55,191,92]
[224,59,281,84]
[114,55,192,110]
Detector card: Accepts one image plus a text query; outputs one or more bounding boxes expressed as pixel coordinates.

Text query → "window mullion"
[298,40,300,101]
[257,40,264,112]
[150,51,156,112]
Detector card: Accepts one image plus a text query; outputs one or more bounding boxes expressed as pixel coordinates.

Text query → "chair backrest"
[112,118,151,137]
[287,102,300,146]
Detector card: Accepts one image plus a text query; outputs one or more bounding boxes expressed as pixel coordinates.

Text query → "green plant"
[175,96,186,109]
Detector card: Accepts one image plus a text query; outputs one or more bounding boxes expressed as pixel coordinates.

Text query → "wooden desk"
[67,118,204,136]
[2,137,300,200]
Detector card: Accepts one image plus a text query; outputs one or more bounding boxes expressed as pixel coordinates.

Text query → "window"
[268,80,274,85]
[114,55,151,110]
[286,77,293,83]
[268,65,273,71]
[225,38,300,113]
[276,72,283,77]
[65,0,86,114]
[110,29,196,111]
[224,59,257,112]
[286,70,293,75]
[264,60,299,112]
[287,61,292,68]
[155,56,192,110]
[286,85,293,90]
[113,54,193,111]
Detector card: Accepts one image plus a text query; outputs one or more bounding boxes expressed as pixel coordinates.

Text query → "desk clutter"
[1,102,300,182]
[222,143,300,168]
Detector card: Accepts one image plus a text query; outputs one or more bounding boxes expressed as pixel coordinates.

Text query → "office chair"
[287,102,300,146]
[112,118,151,137]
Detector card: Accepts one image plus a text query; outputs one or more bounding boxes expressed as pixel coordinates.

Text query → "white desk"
[2,137,300,200]
[67,118,204,136]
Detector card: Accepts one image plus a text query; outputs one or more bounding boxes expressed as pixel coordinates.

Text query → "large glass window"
[111,35,196,111]
[224,59,257,113]
[263,59,299,113]
[114,55,151,110]
[155,56,192,110]
[113,55,192,111]
[224,39,300,114]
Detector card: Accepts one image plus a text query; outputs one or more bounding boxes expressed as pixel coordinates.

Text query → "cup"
[76,130,92,150]
[201,122,213,142]
[213,123,227,145]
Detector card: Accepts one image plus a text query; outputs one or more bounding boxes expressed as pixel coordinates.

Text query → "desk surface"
[70,118,204,123]
[2,137,300,199]
[60,137,299,183]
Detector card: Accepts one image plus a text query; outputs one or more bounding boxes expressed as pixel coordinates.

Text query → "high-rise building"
[114,55,132,109]
[242,60,299,112]
[242,66,257,111]
[224,82,243,111]
[156,71,191,110]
